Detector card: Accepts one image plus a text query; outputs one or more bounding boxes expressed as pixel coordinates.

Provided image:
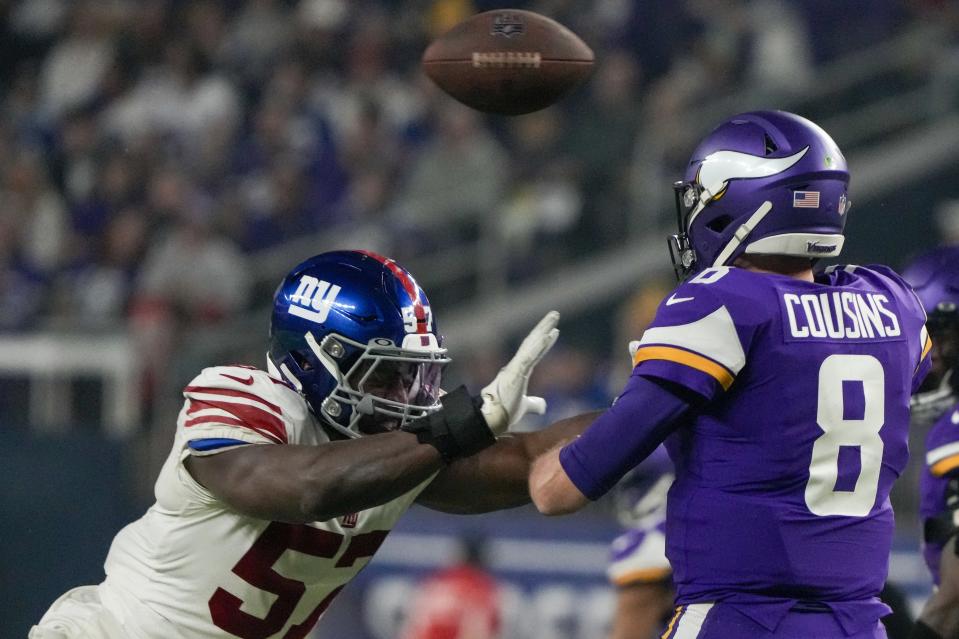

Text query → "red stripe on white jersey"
[186,399,288,444]
[184,385,283,415]
[183,414,285,444]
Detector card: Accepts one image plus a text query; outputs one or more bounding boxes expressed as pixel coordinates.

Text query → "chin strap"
[711,201,773,267]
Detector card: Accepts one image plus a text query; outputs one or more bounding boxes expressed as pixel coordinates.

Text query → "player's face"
[349,359,416,434]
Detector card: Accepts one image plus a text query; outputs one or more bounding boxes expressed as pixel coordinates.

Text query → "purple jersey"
[919,404,959,585]
[629,265,930,618]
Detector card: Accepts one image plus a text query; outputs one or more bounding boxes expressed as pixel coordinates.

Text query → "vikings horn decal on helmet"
[268,250,450,438]
[903,246,959,425]
[669,110,851,279]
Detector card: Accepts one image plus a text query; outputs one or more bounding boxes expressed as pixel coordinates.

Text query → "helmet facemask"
[668,180,704,280]
[911,310,959,429]
[298,331,449,438]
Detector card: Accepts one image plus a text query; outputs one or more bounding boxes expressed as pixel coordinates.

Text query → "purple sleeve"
[559,371,693,500]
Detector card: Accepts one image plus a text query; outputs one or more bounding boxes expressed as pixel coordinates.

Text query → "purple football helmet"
[268,250,449,438]
[902,246,959,408]
[902,246,959,321]
[669,111,851,279]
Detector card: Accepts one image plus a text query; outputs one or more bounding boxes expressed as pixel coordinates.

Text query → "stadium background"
[1,0,958,637]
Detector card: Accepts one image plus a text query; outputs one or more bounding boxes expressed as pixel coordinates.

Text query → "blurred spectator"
[926,2,959,115]
[393,103,508,247]
[233,70,349,249]
[629,0,749,224]
[8,0,69,45]
[55,106,101,207]
[53,207,148,328]
[237,154,320,251]
[499,108,582,267]
[130,168,249,399]
[105,39,241,156]
[745,0,814,96]
[608,278,673,393]
[0,150,68,275]
[399,536,501,639]
[134,171,249,321]
[183,1,230,68]
[527,345,610,429]
[223,0,293,87]
[561,50,643,246]
[4,61,45,143]
[935,198,959,244]
[0,209,46,331]
[40,1,116,121]
[312,8,426,147]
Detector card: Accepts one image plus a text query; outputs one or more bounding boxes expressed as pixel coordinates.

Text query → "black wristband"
[402,386,494,463]
[911,620,944,639]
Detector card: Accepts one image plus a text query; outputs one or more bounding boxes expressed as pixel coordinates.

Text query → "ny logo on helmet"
[288,275,341,323]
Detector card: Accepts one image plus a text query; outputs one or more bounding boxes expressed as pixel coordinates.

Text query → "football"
[421,9,594,115]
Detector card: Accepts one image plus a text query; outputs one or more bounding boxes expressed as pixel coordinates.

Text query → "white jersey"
[98,365,430,638]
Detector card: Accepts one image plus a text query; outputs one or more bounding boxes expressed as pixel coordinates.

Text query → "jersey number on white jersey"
[211,522,387,638]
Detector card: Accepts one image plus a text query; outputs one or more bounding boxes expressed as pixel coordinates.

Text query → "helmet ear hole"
[706,215,733,233]
[291,350,314,372]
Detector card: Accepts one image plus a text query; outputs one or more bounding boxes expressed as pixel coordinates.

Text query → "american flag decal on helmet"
[793,190,820,208]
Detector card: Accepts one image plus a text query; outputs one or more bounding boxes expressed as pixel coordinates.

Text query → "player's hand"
[481,311,560,435]
[628,340,641,362]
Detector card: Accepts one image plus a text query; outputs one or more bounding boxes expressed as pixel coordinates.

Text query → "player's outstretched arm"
[185,431,447,523]
[913,536,959,639]
[415,411,601,513]
[528,441,590,515]
[530,375,695,516]
[185,312,562,523]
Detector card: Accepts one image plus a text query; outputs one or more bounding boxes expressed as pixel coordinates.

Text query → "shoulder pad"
[186,365,295,399]
[182,365,307,445]
[836,264,925,318]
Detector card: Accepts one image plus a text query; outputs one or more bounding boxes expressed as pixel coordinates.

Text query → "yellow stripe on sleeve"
[931,453,959,477]
[633,345,735,390]
[917,335,934,375]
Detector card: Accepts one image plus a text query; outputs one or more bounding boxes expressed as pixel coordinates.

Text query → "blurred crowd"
[0,0,955,413]
[1,0,942,329]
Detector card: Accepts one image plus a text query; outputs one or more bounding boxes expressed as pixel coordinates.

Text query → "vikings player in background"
[31,250,581,639]
[606,445,676,639]
[902,247,959,639]
[529,111,932,639]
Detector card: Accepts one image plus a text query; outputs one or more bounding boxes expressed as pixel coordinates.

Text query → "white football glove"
[481,311,560,435]
[628,339,641,362]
